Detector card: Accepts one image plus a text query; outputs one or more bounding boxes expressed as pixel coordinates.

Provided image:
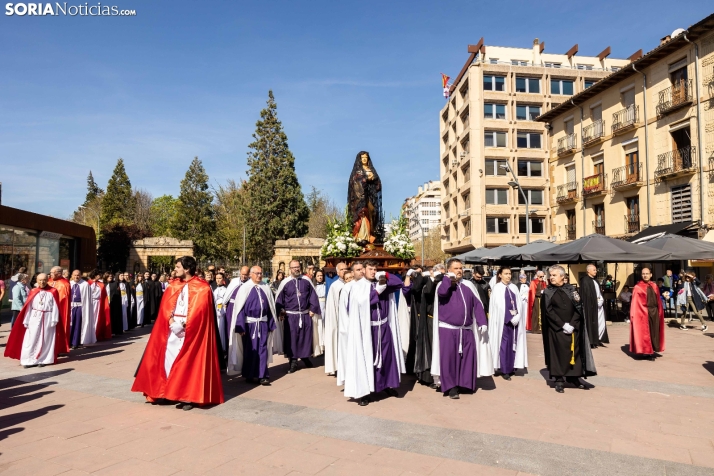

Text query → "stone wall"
[271,237,325,277]
[127,237,193,273]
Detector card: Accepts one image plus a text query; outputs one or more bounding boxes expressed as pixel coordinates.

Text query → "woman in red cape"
[132,263,223,406]
[629,269,665,356]
[5,285,61,360]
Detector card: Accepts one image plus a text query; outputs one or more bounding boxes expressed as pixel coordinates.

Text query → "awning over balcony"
[627,221,697,242]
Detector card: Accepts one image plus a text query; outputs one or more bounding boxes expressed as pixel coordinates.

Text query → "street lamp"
[499,163,530,244]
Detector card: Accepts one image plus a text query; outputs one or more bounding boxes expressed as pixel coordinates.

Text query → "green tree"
[244,90,309,262]
[150,195,179,237]
[306,186,341,239]
[171,157,216,261]
[100,158,135,229]
[84,170,103,206]
[214,179,247,263]
[98,223,146,272]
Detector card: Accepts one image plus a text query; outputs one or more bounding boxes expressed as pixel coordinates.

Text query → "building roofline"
[449,37,483,94]
[535,12,714,123]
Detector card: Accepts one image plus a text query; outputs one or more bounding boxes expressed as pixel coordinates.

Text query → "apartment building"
[402,180,442,241]
[439,38,630,255]
[538,14,714,245]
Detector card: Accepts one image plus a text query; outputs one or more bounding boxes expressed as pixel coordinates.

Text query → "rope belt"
[438,321,472,355]
[286,309,309,328]
[71,302,83,308]
[246,316,268,339]
[371,316,388,369]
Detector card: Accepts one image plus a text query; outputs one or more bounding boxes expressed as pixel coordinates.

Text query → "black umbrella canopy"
[464,244,517,264]
[498,239,559,262]
[451,247,487,262]
[530,234,670,263]
[640,234,714,260]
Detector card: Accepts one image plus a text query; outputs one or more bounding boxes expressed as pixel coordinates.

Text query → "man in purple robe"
[69,277,83,349]
[431,259,490,400]
[222,266,250,350]
[276,260,320,373]
[344,260,407,406]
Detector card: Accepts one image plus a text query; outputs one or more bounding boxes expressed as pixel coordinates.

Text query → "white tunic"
[90,281,103,331]
[488,282,528,371]
[594,280,606,340]
[213,285,227,350]
[120,283,129,331]
[135,283,145,326]
[315,282,327,351]
[323,279,344,375]
[336,279,357,386]
[72,280,96,346]
[20,289,60,366]
[165,284,188,378]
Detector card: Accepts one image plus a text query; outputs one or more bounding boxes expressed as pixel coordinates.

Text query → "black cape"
[404,273,426,374]
[578,276,609,346]
[471,278,490,314]
[141,279,155,326]
[414,274,444,384]
[541,284,596,379]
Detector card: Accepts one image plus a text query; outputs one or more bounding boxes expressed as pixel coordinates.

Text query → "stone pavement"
[1,320,713,475]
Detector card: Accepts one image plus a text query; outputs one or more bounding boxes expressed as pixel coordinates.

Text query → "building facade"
[538,14,714,244]
[440,38,629,254]
[402,180,442,242]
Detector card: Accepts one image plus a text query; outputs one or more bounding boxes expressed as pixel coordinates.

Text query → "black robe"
[578,276,609,347]
[127,283,138,330]
[415,274,443,384]
[151,278,163,322]
[541,284,597,379]
[404,274,426,374]
[472,278,490,314]
[108,281,133,335]
[141,279,155,326]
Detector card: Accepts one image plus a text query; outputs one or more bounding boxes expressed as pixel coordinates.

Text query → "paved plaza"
[1,318,713,476]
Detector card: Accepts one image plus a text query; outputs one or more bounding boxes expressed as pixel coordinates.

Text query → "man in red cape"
[5,273,61,365]
[48,266,71,355]
[526,270,546,333]
[88,270,112,341]
[629,267,665,360]
[132,256,223,410]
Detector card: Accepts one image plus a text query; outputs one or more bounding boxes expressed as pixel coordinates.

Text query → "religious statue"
[348,151,384,245]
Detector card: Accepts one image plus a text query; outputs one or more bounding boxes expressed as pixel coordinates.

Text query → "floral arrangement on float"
[320,212,364,258]
[383,215,415,260]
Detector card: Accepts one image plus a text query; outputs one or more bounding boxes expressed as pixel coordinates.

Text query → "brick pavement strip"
[1,325,714,475]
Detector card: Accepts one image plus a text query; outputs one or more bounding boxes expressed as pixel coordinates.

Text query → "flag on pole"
[441,73,451,98]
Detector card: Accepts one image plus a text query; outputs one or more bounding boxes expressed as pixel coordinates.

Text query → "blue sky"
[1,1,710,221]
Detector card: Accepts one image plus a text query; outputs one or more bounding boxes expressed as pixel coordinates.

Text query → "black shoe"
[182,404,194,411]
[287,361,298,374]
[428,383,438,389]
[302,358,314,368]
[448,388,460,399]
[246,378,258,384]
[555,383,564,393]
[435,386,441,392]
[259,378,270,386]
[502,373,512,381]
[567,378,586,389]
[175,402,185,409]
[385,388,398,397]
[359,396,370,406]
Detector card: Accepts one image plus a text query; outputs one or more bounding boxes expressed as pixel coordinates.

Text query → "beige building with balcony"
[440,38,630,254]
[538,14,714,248]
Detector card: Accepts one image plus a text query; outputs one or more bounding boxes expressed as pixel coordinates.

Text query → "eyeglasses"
[251,272,263,275]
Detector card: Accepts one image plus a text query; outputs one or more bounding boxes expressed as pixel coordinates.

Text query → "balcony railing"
[582,119,605,145]
[593,220,606,235]
[612,104,638,134]
[582,172,607,196]
[556,182,579,204]
[557,133,577,155]
[625,214,640,234]
[657,80,693,116]
[566,224,577,241]
[611,163,643,190]
[654,146,697,179]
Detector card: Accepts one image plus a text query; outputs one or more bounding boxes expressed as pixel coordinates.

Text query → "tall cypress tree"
[171,157,215,261]
[84,171,103,206]
[100,158,134,228]
[244,90,309,262]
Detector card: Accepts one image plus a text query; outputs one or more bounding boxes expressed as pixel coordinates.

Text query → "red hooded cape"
[48,277,71,355]
[4,286,61,360]
[526,279,545,331]
[629,280,665,354]
[131,276,224,405]
[90,281,112,341]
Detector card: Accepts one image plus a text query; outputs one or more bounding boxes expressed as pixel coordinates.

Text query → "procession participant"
[306,264,315,280]
[227,266,278,384]
[4,273,61,368]
[488,267,528,381]
[343,270,353,283]
[415,264,445,387]
[396,270,414,368]
[10,273,29,327]
[579,264,609,347]
[206,270,217,291]
[400,268,425,374]
[135,274,146,327]
[132,256,224,410]
[151,272,164,319]
[542,265,596,393]
[213,272,228,351]
[630,267,665,360]
[141,272,155,326]
[276,260,320,372]
[471,267,490,315]
[108,272,132,334]
[48,266,71,355]
[222,266,251,348]
[431,259,491,399]
[527,270,547,333]
[336,262,364,387]
[62,269,70,279]
[324,262,347,376]
[69,270,96,348]
[89,271,111,341]
[344,260,406,406]
[313,269,327,354]
[125,272,138,330]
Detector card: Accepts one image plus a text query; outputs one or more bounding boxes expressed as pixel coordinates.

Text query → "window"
[462,164,470,182]
[565,118,574,135]
[622,88,635,107]
[512,60,528,66]
[463,192,471,209]
[517,160,542,177]
[594,204,605,234]
[484,75,506,91]
[518,189,544,205]
[486,217,509,234]
[519,216,545,234]
[516,104,541,120]
[516,77,540,93]
[577,64,594,70]
[565,164,576,184]
[517,132,541,149]
[463,219,471,237]
[489,58,499,64]
[486,188,509,205]
[551,78,574,95]
[485,159,508,176]
[612,66,621,72]
[566,210,576,238]
[584,79,597,89]
[485,131,507,147]
[591,104,602,121]
[545,62,561,68]
[484,103,506,119]
[671,185,692,223]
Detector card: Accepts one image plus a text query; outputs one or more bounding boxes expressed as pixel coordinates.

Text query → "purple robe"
[437,281,487,393]
[499,287,517,374]
[235,287,276,379]
[369,274,405,393]
[70,283,83,347]
[276,277,320,359]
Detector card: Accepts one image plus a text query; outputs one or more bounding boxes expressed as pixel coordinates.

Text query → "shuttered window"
[671,185,692,223]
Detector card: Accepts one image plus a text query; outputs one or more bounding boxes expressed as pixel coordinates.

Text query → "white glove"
[170,320,185,337]
[562,323,574,334]
[375,284,387,295]
[478,325,488,333]
[446,272,456,278]
[510,314,520,326]
[406,269,415,277]
[597,296,604,306]
[375,271,386,280]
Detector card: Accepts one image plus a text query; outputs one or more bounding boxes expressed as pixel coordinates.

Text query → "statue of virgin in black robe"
[348,151,384,244]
